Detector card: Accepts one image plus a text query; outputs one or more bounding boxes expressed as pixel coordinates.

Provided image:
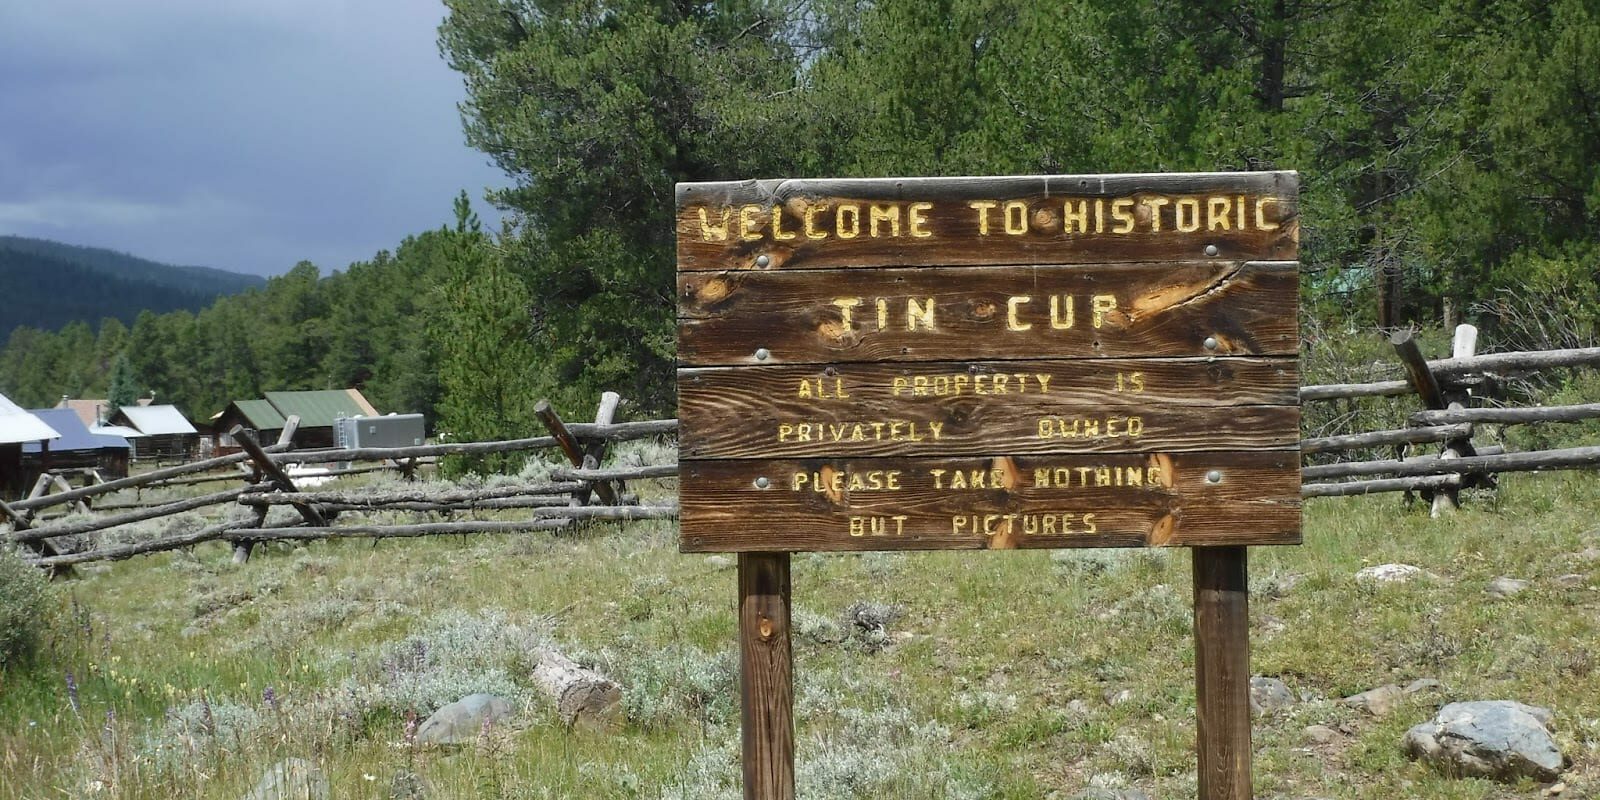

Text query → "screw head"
[754,476,771,489]
[754,347,771,361]
[1204,244,1219,257]
[755,254,772,268]
[1203,337,1219,351]
[1205,470,1222,484]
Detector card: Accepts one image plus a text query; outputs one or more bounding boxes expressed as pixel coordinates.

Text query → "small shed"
[0,393,60,498]
[211,399,288,454]
[109,404,199,462]
[22,408,133,479]
[262,389,380,449]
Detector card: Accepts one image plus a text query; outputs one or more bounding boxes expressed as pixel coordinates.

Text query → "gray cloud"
[0,0,504,276]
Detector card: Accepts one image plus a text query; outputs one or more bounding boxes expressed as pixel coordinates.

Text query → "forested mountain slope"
[0,236,263,333]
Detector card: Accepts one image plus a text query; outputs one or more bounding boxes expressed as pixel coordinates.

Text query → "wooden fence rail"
[1297,329,1599,508]
[9,343,1600,570]
[7,395,682,569]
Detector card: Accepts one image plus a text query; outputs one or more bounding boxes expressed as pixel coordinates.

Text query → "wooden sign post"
[675,172,1301,800]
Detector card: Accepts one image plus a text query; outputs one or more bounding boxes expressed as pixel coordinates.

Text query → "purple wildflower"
[263,686,277,712]
[64,671,80,715]
[403,711,418,747]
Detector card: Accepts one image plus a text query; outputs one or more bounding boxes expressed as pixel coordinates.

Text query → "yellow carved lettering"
[804,203,828,240]
[969,200,998,234]
[1176,198,1200,233]
[772,206,796,240]
[907,298,936,331]
[1003,201,1028,235]
[869,204,901,237]
[1111,198,1135,234]
[697,207,730,241]
[1255,197,1279,231]
[908,202,933,237]
[1092,294,1117,328]
[1007,296,1032,331]
[1050,295,1075,329]
[1141,196,1169,232]
[1063,200,1088,233]
[836,204,860,239]
[739,205,764,241]
[1207,196,1231,231]
[832,297,861,327]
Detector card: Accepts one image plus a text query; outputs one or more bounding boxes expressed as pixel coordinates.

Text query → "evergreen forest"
[3,0,1596,443]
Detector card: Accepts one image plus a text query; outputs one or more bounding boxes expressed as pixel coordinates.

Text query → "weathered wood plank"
[677,172,1298,271]
[738,552,795,800]
[1193,546,1253,800]
[681,357,1297,458]
[679,261,1299,365]
[680,452,1300,552]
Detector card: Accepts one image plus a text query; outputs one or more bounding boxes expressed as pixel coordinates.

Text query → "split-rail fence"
[5,331,1599,571]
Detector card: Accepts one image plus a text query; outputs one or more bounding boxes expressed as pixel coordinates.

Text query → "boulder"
[1249,676,1295,716]
[1356,564,1425,586]
[416,694,514,745]
[1343,684,1405,717]
[1403,700,1563,783]
[242,758,328,800]
[1486,576,1529,599]
[1303,724,1339,745]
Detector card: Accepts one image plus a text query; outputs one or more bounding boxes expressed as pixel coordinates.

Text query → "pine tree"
[106,354,138,413]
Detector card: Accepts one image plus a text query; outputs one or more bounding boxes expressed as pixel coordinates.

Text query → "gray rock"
[1343,684,1405,717]
[1250,676,1295,716]
[704,555,735,570]
[1575,547,1600,563]
[1258,614,1288,635]
[416,694,513,746]
[1073,789,1151,800]
[1258,573,1304,598]
[1487,576,1529,599]
[242,758,328,800]
[389,771,426,800]
[1303,724,1339,744]
[1554,573,1587,589]
[1404,678,1445,696]
[1104,688,1133,707]
[845,601,904,634]
[1403,700,1563,782]
[1356,563,1424,586]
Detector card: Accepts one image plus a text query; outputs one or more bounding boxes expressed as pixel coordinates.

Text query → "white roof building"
[0,393,61,445]
[115,404,198,436]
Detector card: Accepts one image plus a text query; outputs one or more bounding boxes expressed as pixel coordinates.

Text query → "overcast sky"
[0,1,505,277]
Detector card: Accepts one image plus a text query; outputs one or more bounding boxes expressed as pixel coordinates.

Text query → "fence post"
[230,425,325,565]
[535,400,620,506]
[0,496,73,579]
[1431,325,1479,515]
[739,552,795,800]
[1193,546,1252,800]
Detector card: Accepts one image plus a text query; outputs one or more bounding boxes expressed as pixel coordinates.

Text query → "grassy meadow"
[2,449,1599,799]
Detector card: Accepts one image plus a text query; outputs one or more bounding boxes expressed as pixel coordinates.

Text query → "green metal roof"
[263,390,377,428]
[233,399,287,430]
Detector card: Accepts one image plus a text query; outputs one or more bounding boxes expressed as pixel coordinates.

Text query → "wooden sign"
[676,172,1301,553]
